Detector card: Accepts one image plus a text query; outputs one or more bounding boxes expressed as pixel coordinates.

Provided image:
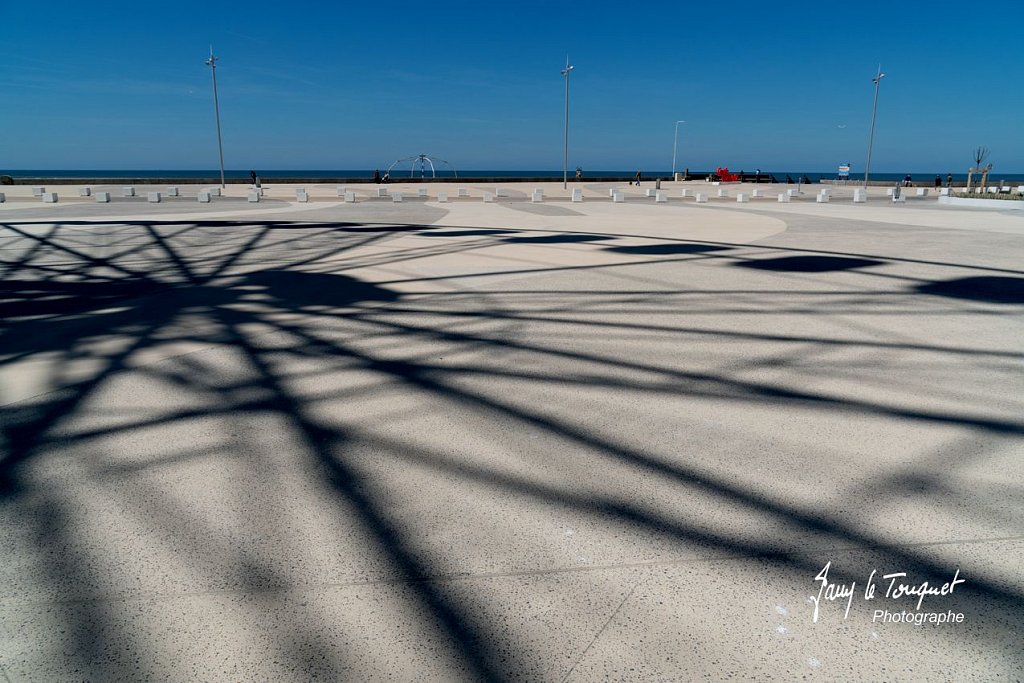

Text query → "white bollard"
[532,189,544,202]
[886,187,896,196]
[417,187,428,198]
[752,189,763,198]
[248,190,260,202]
[147,192,161,203]
[816,192,829,203]
[336,186,346,197]
[680,188,690,198]
[892,194,906,203]
[646,188,657,197]
[939,188,950,196]
[571,188,583,202]
[95,192,111,203]
[296,189,308,202]
[612,191,625,202]
[344,192,356,203]
[392,192,403,202]
[198,191,211,203]
[787,189,798,197]
[496,188,509,197]
[79,187,92,197]
[483,192,494,202]
[853,189,867,203]
[1017,186,1024,194]
[437,191,448,203]
[209,187,221,197]
[778,193,790,203]
[655,190,667,203]
[717,188,728,198]
[916,188,928,197]
[0,192,5,203]
[457,187,469,197]
[609,188,617,197]
[695,193,708,203]
[42,192,58,203]
[122,186,135,197]
[166,187,179,197]
[377,187,388,197]
[31,186,45,196]
[736,193,748,203]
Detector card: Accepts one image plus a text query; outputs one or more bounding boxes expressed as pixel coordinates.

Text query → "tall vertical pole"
[672,120,685,177]
[863,64,885,191]
[561,58,574,190]
[206,46,226,190]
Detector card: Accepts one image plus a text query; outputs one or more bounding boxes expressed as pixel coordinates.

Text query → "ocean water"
[7,169,1024,183]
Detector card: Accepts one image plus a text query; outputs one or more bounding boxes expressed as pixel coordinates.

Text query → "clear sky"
[3,0,1022,172]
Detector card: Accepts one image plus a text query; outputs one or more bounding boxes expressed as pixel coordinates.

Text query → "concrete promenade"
[1,181,1022,680]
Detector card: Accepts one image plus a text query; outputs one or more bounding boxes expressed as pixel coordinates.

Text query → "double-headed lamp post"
[672,120,686,178]
[561,58,574,190]
[205,46,226,190]
[863,65,885,191]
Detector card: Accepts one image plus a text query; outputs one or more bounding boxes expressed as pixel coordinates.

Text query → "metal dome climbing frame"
[386,154,458,179]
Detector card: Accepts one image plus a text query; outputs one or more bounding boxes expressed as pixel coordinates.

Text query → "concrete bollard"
[32,187,45,196]
[532,189,544,203]
[95,192,111,203]
[695,193,708,203]
[609,188,617,197]
[892,194,906,203]
[167,187,179,197]
[736,193,748,203]
[207,187,221,197]
[147,192,161,203]
[752,189,764,198]
[392,192,403,202]
[0,192,5,203]
[296,189,308,202]
[655,190,667,203]
[717,188,729,198]
[916,188,928,197]
[437,192,448,203]
[853,189,867,203]
[417,187,428,198]
[43,192,58,203]
[612,191,625,202]
[680,188,690,198]
[787,189,798,197]
[198,191,211,203]
[496,188,509,197]
[377,187,388,197]
[646,188,657,197]
[886,187,896,196]
[572,188,583,202]
[248,190,260,202]
[122,186,135,197]
[483,192,494,202]
[816,192,829,203]
[336,186,346,197]
[778,193,790,203]
[458,188,469,197]
[79,187,92,197]
[344,192,356,203]
[939,188,950,196]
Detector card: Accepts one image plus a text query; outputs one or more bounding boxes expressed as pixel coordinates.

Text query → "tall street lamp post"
[205,46,226,190]
[863,65,885,191]
[672,120,686,178]
[561,58,574,190]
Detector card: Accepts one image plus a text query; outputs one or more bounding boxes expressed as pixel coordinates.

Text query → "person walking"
[946,173,953,188]
[635,170,642,186]
[373,169,381,184]
[934,175,942,188]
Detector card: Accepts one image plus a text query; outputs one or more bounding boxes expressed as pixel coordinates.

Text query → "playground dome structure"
[387,154,458,179]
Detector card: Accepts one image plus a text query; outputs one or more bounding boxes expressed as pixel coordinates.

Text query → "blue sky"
[3,0,1022,172]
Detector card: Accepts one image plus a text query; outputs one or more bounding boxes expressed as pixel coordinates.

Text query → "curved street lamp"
[863,65,885,191]
[205,46,226,190]
[561,58,575,190]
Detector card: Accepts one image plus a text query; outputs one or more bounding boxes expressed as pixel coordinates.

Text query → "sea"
[7,170,1024,183]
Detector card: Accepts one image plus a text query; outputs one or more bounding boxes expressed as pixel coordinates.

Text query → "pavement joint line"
[559,574,648,683]
[3,534,1020,610]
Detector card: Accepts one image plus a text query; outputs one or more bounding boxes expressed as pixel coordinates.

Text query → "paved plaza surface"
[1,182,1022,680]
